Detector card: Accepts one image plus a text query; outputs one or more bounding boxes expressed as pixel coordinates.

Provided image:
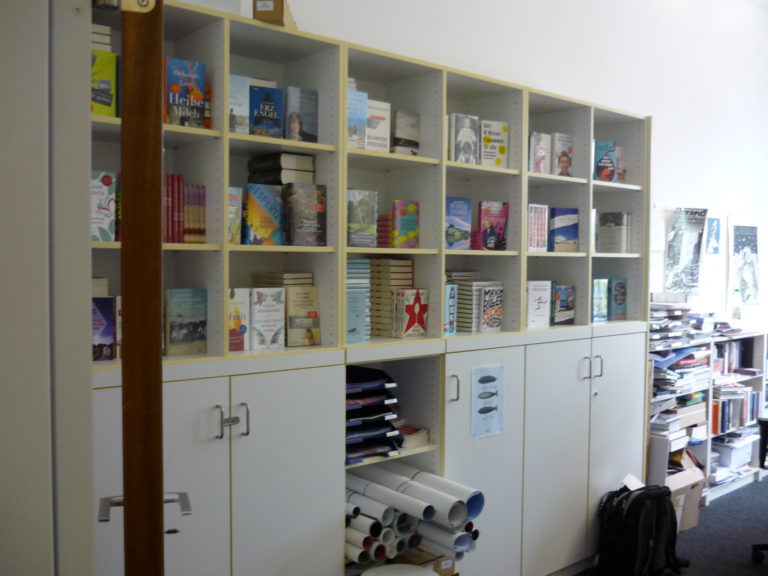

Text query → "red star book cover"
[393,288,429,339]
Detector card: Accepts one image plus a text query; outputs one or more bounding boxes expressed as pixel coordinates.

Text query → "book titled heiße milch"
[165,58,206,128]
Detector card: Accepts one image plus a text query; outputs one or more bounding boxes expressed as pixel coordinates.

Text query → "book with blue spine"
[249,86,284,137]
[548,207,579,252]
[445,197,473,250]
[242,183,283,245]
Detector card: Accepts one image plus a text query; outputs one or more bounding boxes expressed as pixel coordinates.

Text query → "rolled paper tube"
[345,543,370,565]
[372,542,387,561]
[408,533,422,548]
[345,501,360,518]
[385,541,399,559]
[463,521,474,533]
[346,489,395,526]
[392,512,416,537]
[345,527,373,550]
[379,527,395,544]
[351,467,467,529]
[395,538,407,553]
[470,528,479,541]
[421,538,465,561]
[380,461,486,521]
[417,522,472,552]
[346,473,436,522]
[349,513,382,538]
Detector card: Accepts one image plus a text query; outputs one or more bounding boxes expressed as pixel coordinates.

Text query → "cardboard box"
[253,0,284,25]
[666,467,705,532]
[391,547,456,576]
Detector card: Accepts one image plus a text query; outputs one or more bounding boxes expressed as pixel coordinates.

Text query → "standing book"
[393,288,429,339]
[228,74,252,134]
[284,85,319,142]
[445,197,473,250]
[592,278,609,322]
[365,99,391,152]
[228,288,250,352]
[444,283,458,337]
[242,183,283,245]
[283,183,327,246]
[347,90,368,149]
[92,297,116,361]
[608,278,628,320]
[164,288,207,356]
[480,285,504,333]
[480,120,509,168]
[347,189,378,248]
[449,113,480,164]
[597,211,631,253]
[249,287,285,351]
[526,280,553,329]
[249,86,284,137]
[529,132,551,174]
[548,207,579,252]
[391,110,420,155]
[551,132,574,176]
[91,49,118,117]
[477,201,509,251]
[285,285,321,346]
[528,203,549,252]
[91,170,118,242]
[228,187,243,245]
[165,58,206,128]
[594,140,618,182]
[391,200,420,248]
[552,284,576,325]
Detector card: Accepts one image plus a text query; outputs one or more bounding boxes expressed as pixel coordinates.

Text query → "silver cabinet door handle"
[215,404,225,439]
[593,355,604,378]
[240,402,250,436]
[98,492,192,522]
[449,374,460,402]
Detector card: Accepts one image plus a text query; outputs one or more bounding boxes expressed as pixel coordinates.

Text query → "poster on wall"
[731,224,759,305]
[705,217,721,255]
[664,207,708,293]
[470,364,504,439]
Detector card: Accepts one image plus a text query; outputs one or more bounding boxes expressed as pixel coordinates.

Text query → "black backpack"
[597,484,689,576]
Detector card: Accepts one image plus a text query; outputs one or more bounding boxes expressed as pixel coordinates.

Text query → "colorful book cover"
[228,74,252,134]
[91,49,118,117]
[551,132,574,176]
[242,183,283,245]
[444,283,458,337]
[283,183,327,246]
[92,296,115,361]
[526,280,552,329]
[228,287,250,352]
[347,90,368,149]
[347,189,378,248]
[249,86,285,137]
[480,120,509,168]
[592,278,609,322]
[548,207,579,252]
[391,110,420,155]
[480,285,503,333]
[477,201,509,251]
[286,285,321,347]
[285,85,319,143]
[91,170,118,242]
[594,140,618,182]
[608,278,628,320]
[450,113,480,164]
[165,57,206,128]
[553,284,575,325]
[527,203,549,252]
[228,187,243,245]
[597,211,630,253]
[445,197,473,250]
[249,287,285,351]
[394,288,428,339]
[528,132,551,174]
[391,200,420,248]
[164,288,207,356]
[365,99,391,152]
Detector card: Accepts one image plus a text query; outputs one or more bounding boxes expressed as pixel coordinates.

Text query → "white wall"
[196,0,768,320]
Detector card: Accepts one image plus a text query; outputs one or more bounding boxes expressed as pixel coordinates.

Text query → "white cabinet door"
[163,377,230,576]
[523,338,592,576]
[231,365,345,576]
[443,347,525,576]
[586,332,646,551]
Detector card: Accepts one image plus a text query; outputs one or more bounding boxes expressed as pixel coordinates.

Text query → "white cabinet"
[522,329,645,575]
[443,347,525,576]
[230,365,345,576]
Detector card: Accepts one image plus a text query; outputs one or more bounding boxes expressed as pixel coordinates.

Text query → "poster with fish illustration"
[471,364,504,438]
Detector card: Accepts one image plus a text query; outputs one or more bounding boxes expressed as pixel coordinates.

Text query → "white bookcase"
[90,2,651,574]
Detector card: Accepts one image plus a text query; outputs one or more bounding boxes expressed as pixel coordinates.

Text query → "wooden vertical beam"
[120,1,164,574]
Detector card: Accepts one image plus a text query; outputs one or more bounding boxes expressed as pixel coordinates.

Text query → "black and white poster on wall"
[731,224,759,305]
[664,207,708,294]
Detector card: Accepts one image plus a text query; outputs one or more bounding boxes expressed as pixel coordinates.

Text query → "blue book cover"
[445,197,473,250]
[347,90,368,149]
[592,279,609,322]
[249,86,285,137]
[346,287,371,344]
[594,139,618,182]
[229,74,252,134]
[553,284,575,325]
[548,207,579,252]
[165,57,206,128]
[242,183,283,245]
[608,278,627,320]
[92,296,116,361]
[165,288,207,356]
[285,85,319,142]
[444,283,458,337]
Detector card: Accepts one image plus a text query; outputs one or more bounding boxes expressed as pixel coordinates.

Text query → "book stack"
[377,214,392,248]
[345,365,401,465]
[248,152,315,185]
[390,200,420,248]
[347,189,378,248]
[451,273,503,334]
[346,259,372,344]
[91,23,113,52]
[371,259,414,337]
[163,173,207,243]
